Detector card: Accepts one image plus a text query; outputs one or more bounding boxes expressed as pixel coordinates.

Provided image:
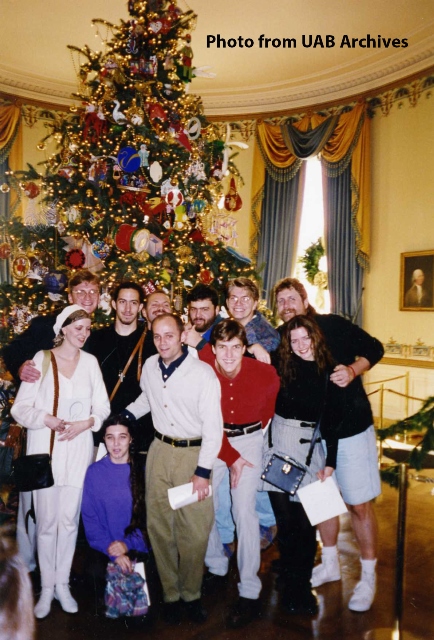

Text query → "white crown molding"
[1,39,433,114]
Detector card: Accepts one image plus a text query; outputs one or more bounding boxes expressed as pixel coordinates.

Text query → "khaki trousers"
[145,438,214,602]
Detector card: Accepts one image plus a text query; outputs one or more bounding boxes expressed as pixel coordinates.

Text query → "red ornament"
[23,182,40,199]
[165,188,184,208]
[114,223,137,252]
[189,228,205,243]
[224,177,243,212]
[142,280,157,296]
[199,269,214,285]
[65,248,86,269]
[0,242,12,259]
[149,103,168,122]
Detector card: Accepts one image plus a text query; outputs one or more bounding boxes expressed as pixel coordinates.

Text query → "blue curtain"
[322,163,363,324]
[257,164,305,305]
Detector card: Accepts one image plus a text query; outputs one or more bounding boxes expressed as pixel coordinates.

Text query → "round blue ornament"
[117,146,141,173]
[43,270,68,293]
[92,241,111,260]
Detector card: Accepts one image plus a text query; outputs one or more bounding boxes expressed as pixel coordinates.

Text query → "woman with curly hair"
[81,415,149,612]
[263,315,340,615]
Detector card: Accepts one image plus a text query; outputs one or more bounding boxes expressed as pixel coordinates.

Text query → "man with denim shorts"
[274,277,384,613]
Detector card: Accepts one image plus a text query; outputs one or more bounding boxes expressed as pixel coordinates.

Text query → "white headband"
[53,304,85,336]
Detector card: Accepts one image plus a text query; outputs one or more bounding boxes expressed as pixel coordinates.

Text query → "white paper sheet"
[168,482,213,510]
[297,476,347,526]
[135,561,151,605]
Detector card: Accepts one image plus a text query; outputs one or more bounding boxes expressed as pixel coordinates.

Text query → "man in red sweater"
[199,319,279,628]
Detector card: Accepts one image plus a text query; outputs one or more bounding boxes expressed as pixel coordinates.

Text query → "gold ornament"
[177,245,193,260]
[136,250,150,263]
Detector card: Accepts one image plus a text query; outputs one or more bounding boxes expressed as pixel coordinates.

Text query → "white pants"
[17,491,37,572]
[205,429,262,600]
[32,485,82,588]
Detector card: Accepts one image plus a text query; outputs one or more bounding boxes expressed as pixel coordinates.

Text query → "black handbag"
[13,453,54,492]
[261,453,308,496]
[13,352,59,492]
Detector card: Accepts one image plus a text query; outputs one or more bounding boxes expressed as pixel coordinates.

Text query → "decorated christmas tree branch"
[378,396,434,472]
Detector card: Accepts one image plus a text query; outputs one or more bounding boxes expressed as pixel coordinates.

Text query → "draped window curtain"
[250,102,371,323]
[0,103,22,284]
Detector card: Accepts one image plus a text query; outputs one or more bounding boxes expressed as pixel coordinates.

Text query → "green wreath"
[299,238,325,285]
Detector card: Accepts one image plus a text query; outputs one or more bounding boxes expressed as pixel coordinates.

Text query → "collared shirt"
[199,344,280,466]
[158,345,188,381]
[126,353,223,472]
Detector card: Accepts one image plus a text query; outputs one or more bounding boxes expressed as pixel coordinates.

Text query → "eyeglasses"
[228,295,252,304]
[72,289,99,298]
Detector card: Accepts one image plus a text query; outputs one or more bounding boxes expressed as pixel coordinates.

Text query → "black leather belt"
[223,421,262,438]
[154,430,202,447]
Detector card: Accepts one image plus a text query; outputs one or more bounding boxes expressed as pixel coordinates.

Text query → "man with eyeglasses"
[273,277,384,613]
[226,277,280,361]
[1,269,100,574]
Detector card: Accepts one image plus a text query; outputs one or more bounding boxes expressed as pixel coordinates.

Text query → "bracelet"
[348,364,357,380]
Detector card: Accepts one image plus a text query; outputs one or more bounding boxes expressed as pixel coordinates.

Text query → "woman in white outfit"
[11,305,110,619]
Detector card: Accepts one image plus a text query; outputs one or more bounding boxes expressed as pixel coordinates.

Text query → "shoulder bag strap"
[109,328,147,403]
[305,372,329,468]
[49,352,60,455]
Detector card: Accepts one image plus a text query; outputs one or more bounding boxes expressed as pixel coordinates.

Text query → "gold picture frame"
[400,250,434,311]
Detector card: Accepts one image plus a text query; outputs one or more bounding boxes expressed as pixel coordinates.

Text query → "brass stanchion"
[366,464,419,640]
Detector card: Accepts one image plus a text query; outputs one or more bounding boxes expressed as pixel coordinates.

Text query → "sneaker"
[34,587,54,619]
[54,584,78,613]
[311,559,341,588]
[260,524,277,551]
[348,579,376,612]
[226,597,260,629]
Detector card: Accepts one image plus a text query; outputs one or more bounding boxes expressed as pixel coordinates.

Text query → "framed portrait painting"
[400,250,434,311]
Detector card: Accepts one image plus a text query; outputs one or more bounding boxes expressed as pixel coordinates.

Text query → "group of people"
[2,269,384,628]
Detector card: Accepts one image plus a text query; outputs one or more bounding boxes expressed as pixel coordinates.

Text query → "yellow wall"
[364,97,434,346]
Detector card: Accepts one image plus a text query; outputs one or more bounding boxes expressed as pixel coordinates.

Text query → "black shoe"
[183,598,208,623]
[201,570,227,594]
[281,588,319,616]
[226,597,260,629]
[162,601,182,625]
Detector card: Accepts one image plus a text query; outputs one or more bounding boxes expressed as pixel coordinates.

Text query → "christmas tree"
[0,0,257,342]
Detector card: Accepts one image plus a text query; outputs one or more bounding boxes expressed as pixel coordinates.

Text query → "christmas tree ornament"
[65,248,86,269]
[112,100,127,124]
[117,146,141,172]
[0,183,10,193]
[138,144,150,167]
[11,253,31,280]
[0,243,12,260]
[91,241,111,260]
[224,177,243,212]
[221,123,249,175]
[199,268,214,285]
[149,161,163,182]
[143,280,157,296]
[186,116,201,140]
[43,270,68,294]
[166,187,184,208]
[9,304,35,335]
